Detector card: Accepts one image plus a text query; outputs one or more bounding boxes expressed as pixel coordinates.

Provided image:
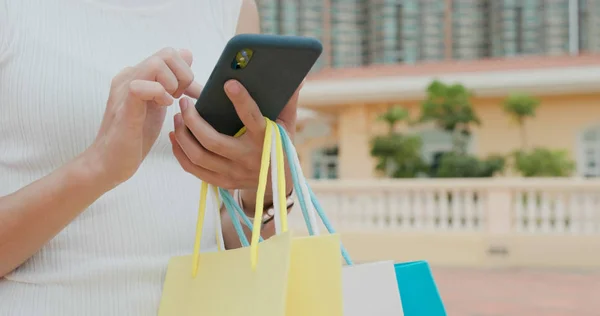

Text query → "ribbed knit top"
[0,1,242,314]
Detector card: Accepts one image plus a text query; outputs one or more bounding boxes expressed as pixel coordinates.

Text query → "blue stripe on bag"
[395,261,447,316]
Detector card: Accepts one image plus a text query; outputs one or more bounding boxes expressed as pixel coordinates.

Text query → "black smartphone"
[194,34,323,136]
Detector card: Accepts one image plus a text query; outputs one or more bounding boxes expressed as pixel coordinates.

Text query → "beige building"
[295,54,600,179]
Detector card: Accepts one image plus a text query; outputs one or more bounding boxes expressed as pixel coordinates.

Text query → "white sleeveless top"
[0,0,242,314]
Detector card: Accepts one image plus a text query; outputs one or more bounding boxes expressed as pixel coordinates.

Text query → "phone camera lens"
[232,48,253,70]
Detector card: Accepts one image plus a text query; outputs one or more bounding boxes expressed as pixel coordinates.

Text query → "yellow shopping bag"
[158,119,343,316]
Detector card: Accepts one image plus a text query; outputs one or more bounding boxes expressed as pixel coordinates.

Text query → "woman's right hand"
[85,48,199,189]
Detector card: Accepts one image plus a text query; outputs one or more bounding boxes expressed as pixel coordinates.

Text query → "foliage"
[503,93,539,122]
[419,80,481,132]
[418,80,481,153]
[513,148,575,177]
[370,106,427,178]
[503,93,540,149]
[377,106,409,133]
[371,134,427,178]
[432,152,506,178]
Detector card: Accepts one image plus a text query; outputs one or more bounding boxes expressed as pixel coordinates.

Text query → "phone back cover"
[195,34,322,136]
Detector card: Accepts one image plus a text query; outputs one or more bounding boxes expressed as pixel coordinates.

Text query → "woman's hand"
[169,79,299,208]
[86,48,199,189]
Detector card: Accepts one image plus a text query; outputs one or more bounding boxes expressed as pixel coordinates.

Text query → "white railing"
[289,178,600,236]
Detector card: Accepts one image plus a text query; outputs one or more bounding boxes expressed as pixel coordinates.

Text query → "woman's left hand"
[169,79,298,195]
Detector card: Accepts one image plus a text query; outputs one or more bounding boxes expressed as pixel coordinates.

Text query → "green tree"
[419,80,481,154]
[503,93,540,150]
[370,106,426,178]
[378,106,410,134]
[417,80,505,178]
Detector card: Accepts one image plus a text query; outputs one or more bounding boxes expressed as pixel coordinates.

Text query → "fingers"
[178,49,193,66]
[141,55,179,95]
[128,80,174,106]
[173,110,233,174]
[224,80,266,138]
[137,48,195,99]
[184,81,203,99]
[157,48,195,98]
[178,97,244,160]
[169,132,236,189]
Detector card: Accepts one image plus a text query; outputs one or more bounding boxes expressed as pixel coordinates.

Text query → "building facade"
[256,0,600,68]
[254,0,600,179]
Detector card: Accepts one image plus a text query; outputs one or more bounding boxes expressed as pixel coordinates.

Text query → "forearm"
[0,152,111,277]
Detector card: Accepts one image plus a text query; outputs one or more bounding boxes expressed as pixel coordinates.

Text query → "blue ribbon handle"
[219,188,265,247]
[277,124,353,265]
[215,124,353,265]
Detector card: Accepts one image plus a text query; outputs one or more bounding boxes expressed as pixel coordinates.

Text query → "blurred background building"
[255,0,600,181]
[255,2,600,313]
[257,0,600,67]
[254,2,600,313]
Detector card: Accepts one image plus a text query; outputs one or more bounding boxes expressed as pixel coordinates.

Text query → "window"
[416,0,445,61]
[451,0,495,60]
[361,0,372,65]
[312,146,339,179]
[578,0,590,51]
[580,126,600,178]
[417,128,476,164]
[331,0,364,68]
[395,3,404,62]
[276,0,284,34]
[515,4,524,54]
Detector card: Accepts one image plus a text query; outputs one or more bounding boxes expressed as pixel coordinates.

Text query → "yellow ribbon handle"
[191,118,289,275]
[249,118,273,269]
[192,181,209,277]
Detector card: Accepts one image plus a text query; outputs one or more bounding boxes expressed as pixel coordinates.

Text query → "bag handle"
[224,123,354,265]
[277,125,353,265]
[217,120,289,246]
[191,118,288,277]
[270,120,289,234]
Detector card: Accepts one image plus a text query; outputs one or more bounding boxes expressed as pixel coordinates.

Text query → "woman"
[0,0,297,314]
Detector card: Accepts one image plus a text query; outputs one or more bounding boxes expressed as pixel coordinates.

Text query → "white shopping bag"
[275,125,404,316]
[342,261,404,316]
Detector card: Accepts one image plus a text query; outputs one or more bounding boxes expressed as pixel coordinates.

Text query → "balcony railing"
[288,178,600,268]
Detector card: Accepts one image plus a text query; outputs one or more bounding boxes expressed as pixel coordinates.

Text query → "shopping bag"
[395,261,446,316]
[276,124,445,316]
[274,125,404,315]
[220,120,344,316]
[342,261,404,316]
[159,119,344,316]
[158,121,294,316]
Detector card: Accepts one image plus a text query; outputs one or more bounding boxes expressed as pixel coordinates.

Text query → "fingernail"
[225,80,240,95]
[174,113,183,127]
[179,98,189,111]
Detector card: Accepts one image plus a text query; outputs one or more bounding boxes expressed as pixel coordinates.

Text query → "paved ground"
[431,267,600,316]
